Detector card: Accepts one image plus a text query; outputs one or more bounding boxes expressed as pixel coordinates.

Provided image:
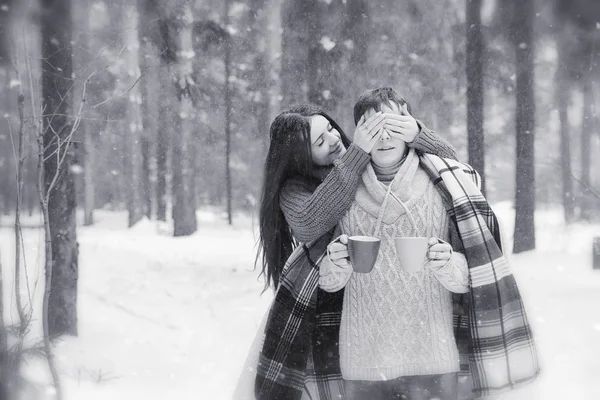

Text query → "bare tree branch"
[45,73,93,199]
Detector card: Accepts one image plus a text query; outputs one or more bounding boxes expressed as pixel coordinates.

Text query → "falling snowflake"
[320,36,336,52]
[70,164,84,175]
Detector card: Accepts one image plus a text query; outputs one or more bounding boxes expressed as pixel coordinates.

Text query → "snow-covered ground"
[1,205,599,399]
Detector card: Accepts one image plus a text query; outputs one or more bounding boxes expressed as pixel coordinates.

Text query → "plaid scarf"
[255,154,539,400]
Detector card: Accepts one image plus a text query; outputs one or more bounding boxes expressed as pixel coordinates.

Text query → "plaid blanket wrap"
[255,154,539,399]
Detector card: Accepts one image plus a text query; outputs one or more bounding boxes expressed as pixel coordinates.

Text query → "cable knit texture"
[334,149,465,381]
[279,125,457,243]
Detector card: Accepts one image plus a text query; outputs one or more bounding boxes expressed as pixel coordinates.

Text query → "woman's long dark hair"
[257,104,350,291]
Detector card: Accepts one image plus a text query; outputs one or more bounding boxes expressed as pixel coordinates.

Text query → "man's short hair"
[353,87,413,125]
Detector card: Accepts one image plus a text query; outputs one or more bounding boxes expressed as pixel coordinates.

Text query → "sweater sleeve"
[280,144,370,243]
[410,121,459,161]
[431,252,469,294]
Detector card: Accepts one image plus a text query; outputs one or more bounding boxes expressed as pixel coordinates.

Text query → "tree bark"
[281,0,317,107]
[249,0,271,153]
[0,245,7,399]
[171,4,197,236]
[342,0,369,128]
[72,0,94,226]
[580,74,594,220]
[466,0,486,194]
[224,0,233,225]
[512,0,536,253]
[307,1,345,118]
[556,33,575,224]
[41,0,78,336]
[83,116,94,225]
[0,0,11,65]
[138,12,158,220]
[156,67,169,221]
[123,4,145,227]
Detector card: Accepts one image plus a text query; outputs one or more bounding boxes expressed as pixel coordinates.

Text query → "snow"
[1,205,599,399]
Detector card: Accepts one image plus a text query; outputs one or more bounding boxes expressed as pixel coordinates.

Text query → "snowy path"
[1,207,599,399]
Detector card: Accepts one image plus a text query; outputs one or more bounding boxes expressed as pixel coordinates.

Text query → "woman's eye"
[318,140,325,146]
[327,124,333,132]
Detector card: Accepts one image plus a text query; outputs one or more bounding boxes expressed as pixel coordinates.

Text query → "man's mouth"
[378,147,395,152]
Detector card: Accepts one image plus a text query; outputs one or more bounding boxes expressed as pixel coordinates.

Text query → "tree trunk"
[580,75,594,220]
[0,247,7,399]
[1,68,13,217]
[307,1,345,119]
[266,0,282,131]
[123,5,144,227]
[466,0,486,194]
[83,117,94,225]
[224,0,233,225]
[156,67,169,221]
[141,137,152,217]
[138,0,159,220]
[111,121,125,209]
[342,0,368,128]
[281,0,317,107]
[72,0,94,226]
[512,0,536,253]
[0,0,10,65]
[171,5,197,236]
[249,0,270,153]
[41,0,78,337]
[138,26,158,220]
[556,33,575,224]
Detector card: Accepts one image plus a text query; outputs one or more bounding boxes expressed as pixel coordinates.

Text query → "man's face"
[363,103,408,168]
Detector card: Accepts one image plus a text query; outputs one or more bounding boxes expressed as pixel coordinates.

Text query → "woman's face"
[363,103,408,168]
[309,115,346,166]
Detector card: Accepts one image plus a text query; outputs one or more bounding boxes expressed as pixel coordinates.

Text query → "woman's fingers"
[329,242,347,252]
[427,251,451,261]
[429,243,451,252]
[357,114,366,127]
[384,113,414,123]
[330,249,349,260]
[402,103,412,116]
[365,112,386,133]
[384,120,414,131]
[363,111,383,128]
[426,259,448,269]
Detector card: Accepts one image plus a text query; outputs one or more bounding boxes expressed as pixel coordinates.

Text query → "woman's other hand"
[383,103,419,143]
[425,237,453,269]
[353,112,386,154]
[327,234,352,269]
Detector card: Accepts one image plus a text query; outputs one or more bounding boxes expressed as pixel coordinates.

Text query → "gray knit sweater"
[280,125,458,243]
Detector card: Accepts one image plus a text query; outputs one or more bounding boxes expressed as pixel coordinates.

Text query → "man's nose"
[379,128,391,141]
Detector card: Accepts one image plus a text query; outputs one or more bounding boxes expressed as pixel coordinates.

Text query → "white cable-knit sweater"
[319,149,469,381]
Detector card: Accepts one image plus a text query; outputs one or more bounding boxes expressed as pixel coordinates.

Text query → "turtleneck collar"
[372,151,409,182]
